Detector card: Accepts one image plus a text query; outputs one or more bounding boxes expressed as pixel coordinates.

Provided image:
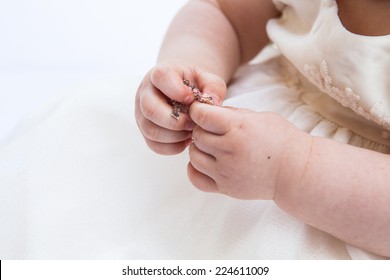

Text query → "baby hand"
[135,60,226,155]
[188,103,310,200]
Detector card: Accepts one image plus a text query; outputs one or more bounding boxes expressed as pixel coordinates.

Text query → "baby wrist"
[273,132,314,209]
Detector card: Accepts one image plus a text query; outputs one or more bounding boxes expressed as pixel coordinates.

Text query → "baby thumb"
[195,71,227,106]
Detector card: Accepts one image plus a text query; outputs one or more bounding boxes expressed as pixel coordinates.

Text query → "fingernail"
[186,120,195,130]
[210,95,221,106]
[202,93,221,106]
[184,137,193,148]
[184,95,194,104]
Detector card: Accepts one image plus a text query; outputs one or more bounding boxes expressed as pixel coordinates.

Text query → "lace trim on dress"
[303,60,390,131]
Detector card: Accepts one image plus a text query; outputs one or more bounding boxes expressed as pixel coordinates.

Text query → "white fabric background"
[0,0,187,141]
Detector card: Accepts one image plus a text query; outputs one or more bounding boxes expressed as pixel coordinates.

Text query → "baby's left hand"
[188,102,309,200]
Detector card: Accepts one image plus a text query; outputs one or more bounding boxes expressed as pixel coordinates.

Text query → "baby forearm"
[276,136,390,257]
[157,0,241,81]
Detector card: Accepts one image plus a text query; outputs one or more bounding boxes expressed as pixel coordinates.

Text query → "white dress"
[1,0,389,259]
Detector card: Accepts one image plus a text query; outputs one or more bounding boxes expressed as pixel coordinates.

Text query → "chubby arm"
[158,0,279,81]
[277,136,390,257]
[188,102,390,257]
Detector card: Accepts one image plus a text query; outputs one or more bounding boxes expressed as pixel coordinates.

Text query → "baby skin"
[135,0,390,257]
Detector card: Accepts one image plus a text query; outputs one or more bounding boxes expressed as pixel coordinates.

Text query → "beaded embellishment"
[304,60,390,130]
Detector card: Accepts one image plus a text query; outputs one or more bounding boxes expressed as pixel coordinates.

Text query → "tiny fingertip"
[186,120,195,131]
[213,97,222,106]
[183,94,194,104]
[204,93,221,106]
[184,137,194,149]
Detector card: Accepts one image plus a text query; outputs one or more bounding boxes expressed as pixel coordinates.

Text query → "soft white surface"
[0,0,187,140]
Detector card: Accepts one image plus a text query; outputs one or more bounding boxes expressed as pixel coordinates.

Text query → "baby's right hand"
[135,60,226,155]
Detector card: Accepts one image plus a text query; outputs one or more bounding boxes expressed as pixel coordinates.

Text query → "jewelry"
[170,79,214,120]
[183,79,214,105]
[170,100,182,120]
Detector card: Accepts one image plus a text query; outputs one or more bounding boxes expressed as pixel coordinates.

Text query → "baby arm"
[135,0,279,155]
[189,102,390,257]
[278,134,390,257]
